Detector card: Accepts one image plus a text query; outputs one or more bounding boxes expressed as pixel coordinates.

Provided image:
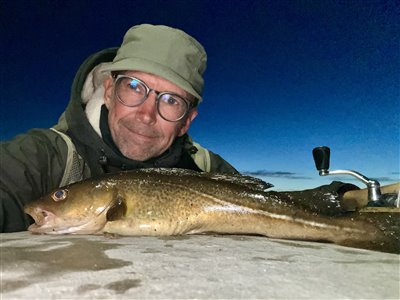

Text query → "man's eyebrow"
[111,70,126,77]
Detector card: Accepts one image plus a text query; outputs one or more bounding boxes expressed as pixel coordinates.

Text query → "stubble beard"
[111,118,170,162]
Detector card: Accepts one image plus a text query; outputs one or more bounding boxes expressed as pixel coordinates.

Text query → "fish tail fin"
[335,212,400,254]
[336,234,400,254]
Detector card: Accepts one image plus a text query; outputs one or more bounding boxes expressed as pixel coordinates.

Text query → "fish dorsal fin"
[208,173,273,192]
[137,168,273,192]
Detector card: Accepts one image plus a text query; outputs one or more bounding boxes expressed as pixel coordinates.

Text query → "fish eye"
[51,189,68,202]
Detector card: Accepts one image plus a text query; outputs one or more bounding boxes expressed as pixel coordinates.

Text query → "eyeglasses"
[112,74,195,122]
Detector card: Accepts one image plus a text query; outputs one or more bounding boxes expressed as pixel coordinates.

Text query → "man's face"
[103,71,198,161]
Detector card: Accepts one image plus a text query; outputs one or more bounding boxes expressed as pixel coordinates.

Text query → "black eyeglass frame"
[112,74,197,122]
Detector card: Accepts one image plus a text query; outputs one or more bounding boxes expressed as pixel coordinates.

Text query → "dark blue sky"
[1,0,399,190]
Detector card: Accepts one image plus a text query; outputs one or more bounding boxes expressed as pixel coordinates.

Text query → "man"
[0,24,237,232]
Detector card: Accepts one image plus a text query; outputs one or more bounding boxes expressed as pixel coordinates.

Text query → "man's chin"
[119,145,160,162]
[113,131,168,161]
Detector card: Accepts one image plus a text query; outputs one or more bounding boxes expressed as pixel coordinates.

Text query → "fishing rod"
[313,146,399,209]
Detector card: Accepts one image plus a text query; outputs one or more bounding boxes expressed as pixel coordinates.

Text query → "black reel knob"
[312,146,330,171]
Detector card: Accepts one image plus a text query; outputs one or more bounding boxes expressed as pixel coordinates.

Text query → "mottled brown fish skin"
[24,169,399,254]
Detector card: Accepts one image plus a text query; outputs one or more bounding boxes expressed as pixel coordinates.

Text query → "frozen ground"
[1,232,399,299]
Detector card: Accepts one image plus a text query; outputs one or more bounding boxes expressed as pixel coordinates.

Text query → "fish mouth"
[27,220,104,235]
[25,207,109,235]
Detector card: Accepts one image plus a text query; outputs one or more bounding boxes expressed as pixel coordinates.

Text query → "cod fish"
[24,168,399,254]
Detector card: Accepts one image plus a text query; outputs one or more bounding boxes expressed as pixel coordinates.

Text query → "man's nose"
[134,92,158,124]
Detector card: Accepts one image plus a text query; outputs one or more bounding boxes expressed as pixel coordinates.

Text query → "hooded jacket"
[0,48,237,232]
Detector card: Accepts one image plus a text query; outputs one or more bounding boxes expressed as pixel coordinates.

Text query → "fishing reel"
[312,146,399,208]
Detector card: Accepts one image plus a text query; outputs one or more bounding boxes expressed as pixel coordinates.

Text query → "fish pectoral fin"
[106,194,127,221]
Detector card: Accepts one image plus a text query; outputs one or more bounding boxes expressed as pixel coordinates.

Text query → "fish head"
[24,179,124,234]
